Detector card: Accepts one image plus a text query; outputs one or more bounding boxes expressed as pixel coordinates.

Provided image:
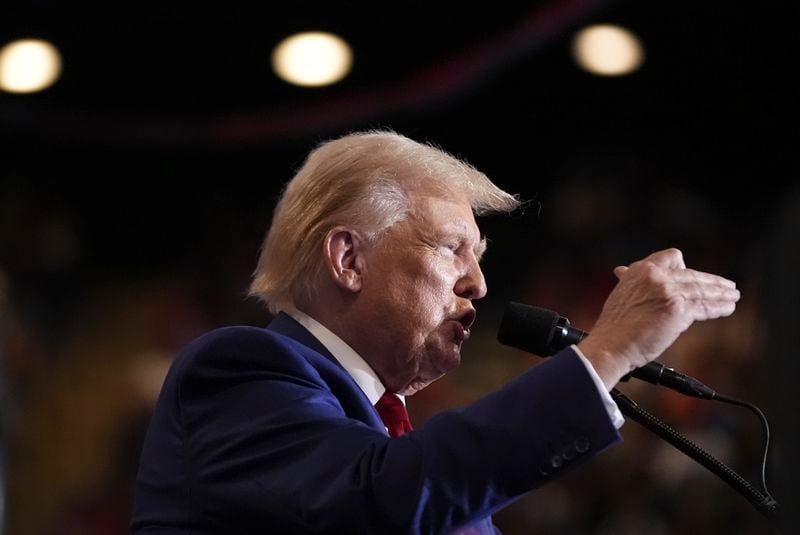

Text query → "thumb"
[613,266,629,279]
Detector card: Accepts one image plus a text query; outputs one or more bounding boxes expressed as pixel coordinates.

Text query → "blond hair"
[249,130,520,313]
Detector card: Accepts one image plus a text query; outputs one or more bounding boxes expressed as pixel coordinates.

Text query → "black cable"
[617,358,776,503]
[713,394,773,500]
[611,388,779,524]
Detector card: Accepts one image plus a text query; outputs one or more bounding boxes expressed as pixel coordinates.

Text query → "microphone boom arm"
[610,388,779,524]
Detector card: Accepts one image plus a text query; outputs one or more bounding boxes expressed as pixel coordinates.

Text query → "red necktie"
[375,392,413,437]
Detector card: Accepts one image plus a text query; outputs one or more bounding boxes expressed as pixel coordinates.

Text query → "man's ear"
[323,227,365,293]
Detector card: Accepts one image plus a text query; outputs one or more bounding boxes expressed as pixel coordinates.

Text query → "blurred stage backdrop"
[0,1,795,534]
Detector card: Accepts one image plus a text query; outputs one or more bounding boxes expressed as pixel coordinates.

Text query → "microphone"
[497,301,717,399]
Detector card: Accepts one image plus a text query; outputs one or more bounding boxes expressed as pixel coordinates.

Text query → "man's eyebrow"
[475,237,488,262]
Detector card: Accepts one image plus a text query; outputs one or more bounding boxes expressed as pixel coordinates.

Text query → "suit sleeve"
[176,331,622,534]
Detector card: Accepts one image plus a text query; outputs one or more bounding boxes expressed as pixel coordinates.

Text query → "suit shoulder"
[175,325,297,367]
[185,325,280,352]
[168,325,331,388]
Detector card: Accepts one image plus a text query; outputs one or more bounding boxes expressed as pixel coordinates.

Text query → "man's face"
[356,194,487,395]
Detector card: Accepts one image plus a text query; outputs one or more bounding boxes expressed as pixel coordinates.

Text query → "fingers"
[696,299,738,320]
[669,268,740,304]
[671,280,741,302]
[671,268,737,289]
[671,281,740,320]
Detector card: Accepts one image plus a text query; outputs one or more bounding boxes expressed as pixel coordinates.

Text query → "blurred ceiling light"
[0,38,62,93]
[572,24,644,76]
[272,31,352,87]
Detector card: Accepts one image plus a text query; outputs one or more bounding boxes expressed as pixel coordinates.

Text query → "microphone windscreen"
[497,302,560,356]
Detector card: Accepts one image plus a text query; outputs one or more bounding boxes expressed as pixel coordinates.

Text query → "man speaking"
[131,130,740,533]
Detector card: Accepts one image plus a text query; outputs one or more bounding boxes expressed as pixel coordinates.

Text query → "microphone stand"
[610,388,779,529]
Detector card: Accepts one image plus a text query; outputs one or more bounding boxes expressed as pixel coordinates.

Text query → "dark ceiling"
[1,1,790,146]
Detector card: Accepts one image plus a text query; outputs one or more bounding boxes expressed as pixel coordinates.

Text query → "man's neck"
[285,307,403,406]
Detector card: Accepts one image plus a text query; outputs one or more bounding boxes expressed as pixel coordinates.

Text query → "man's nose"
[455,263,487,300]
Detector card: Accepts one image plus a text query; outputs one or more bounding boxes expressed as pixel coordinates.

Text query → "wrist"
[576,337,634,391]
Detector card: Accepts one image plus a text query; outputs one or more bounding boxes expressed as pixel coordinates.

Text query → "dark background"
[1,1,796,534]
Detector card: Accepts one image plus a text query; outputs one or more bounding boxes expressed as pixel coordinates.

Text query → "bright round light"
[572,25,644,76]
[271,32,353,87]
[0,38,62,93]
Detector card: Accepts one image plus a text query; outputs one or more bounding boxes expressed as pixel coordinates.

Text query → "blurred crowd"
[0,148,784,535]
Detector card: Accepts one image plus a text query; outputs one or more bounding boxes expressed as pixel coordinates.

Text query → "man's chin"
[399,374,444,396]
[431,344,462,375]
[400,352,461,395]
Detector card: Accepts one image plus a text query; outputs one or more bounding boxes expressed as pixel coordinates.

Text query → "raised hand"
[578,248,740,390]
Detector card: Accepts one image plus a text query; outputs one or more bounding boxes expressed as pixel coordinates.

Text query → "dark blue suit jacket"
[131,312,621,534]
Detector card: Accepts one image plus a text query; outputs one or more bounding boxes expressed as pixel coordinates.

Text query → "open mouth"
[451,308,476,343]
